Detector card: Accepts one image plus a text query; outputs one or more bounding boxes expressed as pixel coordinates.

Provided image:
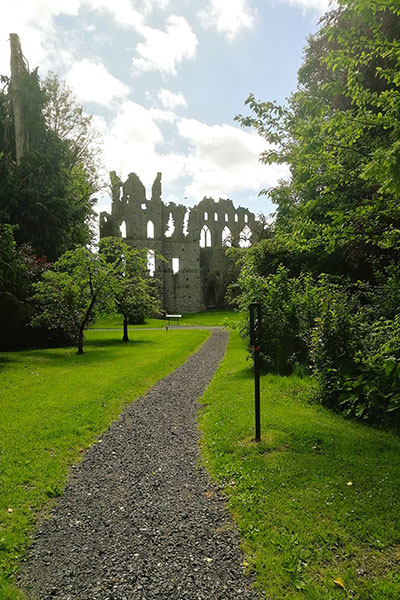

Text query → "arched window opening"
[172,258,180,274]
[234,213,238,222]
[239,225,252,248]
[214,212,218,221]
[222,226,232,247]
[204,211,208,221]
[165,212,175,237]
[183,209,190,236]
[225,213,229,222]
[200,225,212,248]
[147,220,154,239]
[147,249,155,277]
[205,282,217,308]
[120,220,126,238]
[244,214,248,223]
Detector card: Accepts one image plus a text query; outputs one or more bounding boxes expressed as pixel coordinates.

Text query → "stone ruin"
[99,172,256,313]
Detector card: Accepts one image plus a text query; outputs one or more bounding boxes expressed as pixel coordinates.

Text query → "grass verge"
[199,331,400,600]
[0,328,209,599]
[93,309,240,330]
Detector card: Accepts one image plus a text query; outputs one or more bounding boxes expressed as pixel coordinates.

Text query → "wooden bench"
[165,314,182,326]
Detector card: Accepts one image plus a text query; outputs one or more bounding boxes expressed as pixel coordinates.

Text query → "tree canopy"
[235,0,400,424]
[31,247,119,354]
[236,0,400,282]
[0,58,101,260]
[99,237,160,342]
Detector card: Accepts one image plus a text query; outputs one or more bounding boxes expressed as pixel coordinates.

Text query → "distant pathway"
[18,329,259,600]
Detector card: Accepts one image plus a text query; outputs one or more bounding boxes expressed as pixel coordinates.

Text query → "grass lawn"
[199,331,400,600]
[93,308,240,330]
[0,328,209,600]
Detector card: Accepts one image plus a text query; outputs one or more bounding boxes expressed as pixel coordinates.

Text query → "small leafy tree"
[99,237,159,342]
[31,247,121,354]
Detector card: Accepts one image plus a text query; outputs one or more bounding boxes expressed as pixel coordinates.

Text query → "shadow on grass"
[85,338,153,348]
[18,339,155,366]
[230,365,254,381]
[0,355,12,371]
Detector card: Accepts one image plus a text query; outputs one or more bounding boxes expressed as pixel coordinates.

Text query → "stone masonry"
[99,172,256,313]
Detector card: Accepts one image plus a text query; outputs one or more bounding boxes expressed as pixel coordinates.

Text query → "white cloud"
[84,0,143,29]
[109,100,163,146]
[99,100,165,189]
[158,88,187,110]
[197,0,256,41]
[280,0,335,14]
[176,118,289,201]
[0,0,174,76]
[149,108,177,122]
[97,101,286,211]
[132,15,198,76]
[0,0,81,74]
[66,60,129,106]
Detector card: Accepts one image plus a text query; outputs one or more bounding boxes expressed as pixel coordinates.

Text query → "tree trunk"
[77,329,84,354]
[122,315,129,342]
[10,34,28,165]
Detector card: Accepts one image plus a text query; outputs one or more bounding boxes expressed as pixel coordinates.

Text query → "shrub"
[235,265,322,374]
[236,260,400,424]
[336,316,400,423]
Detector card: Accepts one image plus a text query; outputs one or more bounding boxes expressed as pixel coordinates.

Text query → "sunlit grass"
[93,309,240,329]
[200,331,400,600]
[0,329,209,599]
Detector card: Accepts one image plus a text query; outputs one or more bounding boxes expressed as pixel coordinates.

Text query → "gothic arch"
[147,220,154,239]
[200,225,212,248]
[222,226,232,247]
[239,225,252,248]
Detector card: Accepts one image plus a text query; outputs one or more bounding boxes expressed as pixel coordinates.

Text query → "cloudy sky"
[1,0,333,219]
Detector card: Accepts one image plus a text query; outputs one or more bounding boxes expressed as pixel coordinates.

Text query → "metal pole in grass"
[249,302,262,442]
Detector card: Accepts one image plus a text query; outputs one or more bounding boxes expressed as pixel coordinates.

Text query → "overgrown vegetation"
[0,328,209,599]
[0,40,102,350]
[200,331,400,600]
[234,0,400,424]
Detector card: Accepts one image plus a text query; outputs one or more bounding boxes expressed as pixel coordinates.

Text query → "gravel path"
[18,329,260,600]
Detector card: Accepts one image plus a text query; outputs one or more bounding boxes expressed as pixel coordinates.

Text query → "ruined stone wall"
[99,172,256,313]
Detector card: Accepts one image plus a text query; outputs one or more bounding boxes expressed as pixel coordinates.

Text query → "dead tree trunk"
[10,33,29,165]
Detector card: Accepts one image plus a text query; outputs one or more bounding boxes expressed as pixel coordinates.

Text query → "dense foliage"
[0,70,100,260]
[0,44,103,348]
[235,0,400,424]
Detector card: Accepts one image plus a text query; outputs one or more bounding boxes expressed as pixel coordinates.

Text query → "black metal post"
[249,302,261,442]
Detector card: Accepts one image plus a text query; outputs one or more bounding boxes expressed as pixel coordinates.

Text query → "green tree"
[99,237,159,342]
[236,0,400,282]
[234,0,400,422]
[42,73,103,247]
[0,63,102,259]
[31,247,121,354]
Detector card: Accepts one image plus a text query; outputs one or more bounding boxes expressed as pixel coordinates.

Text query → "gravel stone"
[18,329,260,599]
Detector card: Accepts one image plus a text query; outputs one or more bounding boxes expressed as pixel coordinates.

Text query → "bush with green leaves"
[235,264,323,374]
[236,259,400,423]
[326,315,400,423]
[308,283,400,423]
